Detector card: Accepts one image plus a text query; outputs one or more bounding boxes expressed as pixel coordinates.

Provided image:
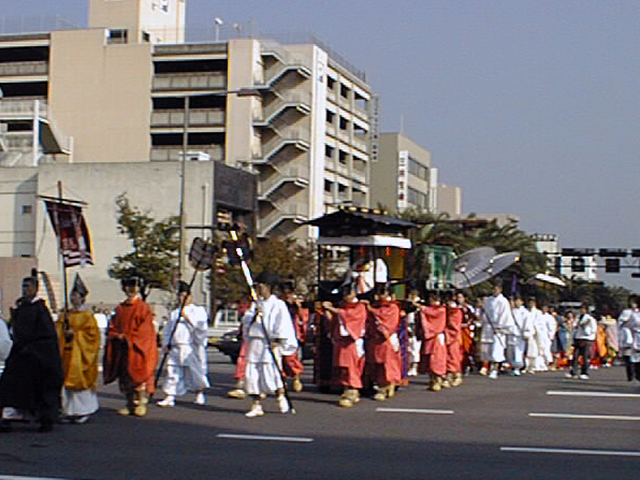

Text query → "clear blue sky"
[3,1,639,288]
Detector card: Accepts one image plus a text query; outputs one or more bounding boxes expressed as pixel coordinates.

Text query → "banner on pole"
[44,200,93,267]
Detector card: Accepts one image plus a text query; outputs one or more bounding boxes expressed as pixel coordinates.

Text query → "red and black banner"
[44,200,93,267]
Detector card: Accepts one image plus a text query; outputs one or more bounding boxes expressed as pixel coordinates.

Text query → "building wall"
[48,29,153,164]
[35,161,218,310]
[436,184,462,215]
[226,39,262,167]
[89,0,186,44]
[372,133,434,213]
[0,167,37,257]
[0,257,37,318]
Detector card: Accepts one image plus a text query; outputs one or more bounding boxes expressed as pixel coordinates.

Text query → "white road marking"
[0,476,72,480]
[501,447,640,457]
[529,413,640,421]
[376,407,454,415]
[216,433,313,443]
[547,390,640,399]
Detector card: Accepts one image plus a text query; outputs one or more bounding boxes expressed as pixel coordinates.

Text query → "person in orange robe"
[104,276,158,417]
[445,293,464,387]
[365,287,402,401]
[416,292,448,391]
[323,286,367,408]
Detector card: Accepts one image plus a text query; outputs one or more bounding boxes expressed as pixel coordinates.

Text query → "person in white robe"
[242,272,298,418]
[526,299,546,372]
[157,281,210,407]
[481,284,516,379]
[508,297,533,375]
[0,317,11,376]
[618,297,640,382]
[540,305,557,369]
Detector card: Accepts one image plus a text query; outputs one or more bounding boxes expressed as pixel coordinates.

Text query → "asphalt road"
[1,351,639,480]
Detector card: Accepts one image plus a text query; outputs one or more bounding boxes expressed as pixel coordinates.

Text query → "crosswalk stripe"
[529,413,640,421]
[546,390,640,398]
[501,447,640,457]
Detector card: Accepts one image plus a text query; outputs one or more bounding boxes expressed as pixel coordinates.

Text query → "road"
[1,351,638,480]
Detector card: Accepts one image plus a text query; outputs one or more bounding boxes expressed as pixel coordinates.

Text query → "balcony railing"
[262,128,310,159]
[152,73,227,91]
[150,145,224,162]
[260,203,309,233]
[0,61,48,77]
[150,108,225,127]
[258,165,310,198]
[3,132,34,150]
[0,98,48,118]
[260,91,311,124]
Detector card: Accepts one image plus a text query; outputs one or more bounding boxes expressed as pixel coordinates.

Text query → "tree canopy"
[108,193,179,300]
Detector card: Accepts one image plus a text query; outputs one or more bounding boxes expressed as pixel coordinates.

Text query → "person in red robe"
[281,283,309,393]
[365,287,402,401]
[323,286,367,408]
[445,293,464,387]
[227,297,251,399]
[416,292,448,391]
[104,276,158,417]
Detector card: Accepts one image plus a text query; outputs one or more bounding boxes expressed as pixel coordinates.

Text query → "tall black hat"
[121,275,143,290]
[177,280,191,294]
[255,271,280,287]
[72,273,89,298]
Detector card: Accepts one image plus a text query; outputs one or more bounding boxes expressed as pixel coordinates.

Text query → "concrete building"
[370,132,464,216]
[0,0,374,312]
[0,0,374,241]
[534,233,599,282]
[370,133,437,213]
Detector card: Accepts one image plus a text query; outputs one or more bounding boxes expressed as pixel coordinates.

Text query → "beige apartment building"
[0,0,374,310]
[370,132,462,216]
[0,0,374,238]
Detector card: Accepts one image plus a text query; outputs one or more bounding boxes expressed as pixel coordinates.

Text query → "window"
[324,180,333,193]
[327,77,336,91]
[340,83,349,99]
[407,187,428,209]
[338,150,348,165]
[142,31,151,42]
[107,29,128,44]
[339,116,349,131]
[21,205,32,215]
[408,157,429,181]
[325,145,334,159]
[326,110,335,124]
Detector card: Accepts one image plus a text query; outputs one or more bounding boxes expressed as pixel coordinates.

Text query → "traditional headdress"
[72,273,89,298]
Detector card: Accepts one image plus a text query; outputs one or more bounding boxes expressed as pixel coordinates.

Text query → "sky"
[3,1,639,289]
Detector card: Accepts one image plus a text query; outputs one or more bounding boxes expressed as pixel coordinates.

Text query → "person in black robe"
[0,271,63,433]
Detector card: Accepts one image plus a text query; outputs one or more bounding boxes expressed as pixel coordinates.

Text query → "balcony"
[3,132,33,150]
[150,108,225,128]
[152,72,226,92]
[258,165,310,199]
[0,98,48,120]
[0,61,48,77]
[150,145,224,162]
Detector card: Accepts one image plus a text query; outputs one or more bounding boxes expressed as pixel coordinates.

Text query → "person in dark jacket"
[0,271,63,433]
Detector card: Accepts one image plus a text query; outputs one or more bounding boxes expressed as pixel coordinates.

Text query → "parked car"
[215,326,315,364]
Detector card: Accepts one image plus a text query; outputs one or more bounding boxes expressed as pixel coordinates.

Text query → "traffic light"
[605,258,620,273]
[571,257,585,273]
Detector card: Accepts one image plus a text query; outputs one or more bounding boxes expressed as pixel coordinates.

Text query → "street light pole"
[178,96,190,279]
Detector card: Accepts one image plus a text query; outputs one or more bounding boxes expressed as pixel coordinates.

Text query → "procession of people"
[0,262,638,431]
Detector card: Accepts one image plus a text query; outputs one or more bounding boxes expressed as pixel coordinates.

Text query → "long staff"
[154,238,215,395]
[229,230,297,415]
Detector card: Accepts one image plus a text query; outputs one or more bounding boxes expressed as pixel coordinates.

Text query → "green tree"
[213,237,319,303]
[108,193,179,300]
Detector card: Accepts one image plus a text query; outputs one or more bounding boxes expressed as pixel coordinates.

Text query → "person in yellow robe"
[56,275,100,424]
